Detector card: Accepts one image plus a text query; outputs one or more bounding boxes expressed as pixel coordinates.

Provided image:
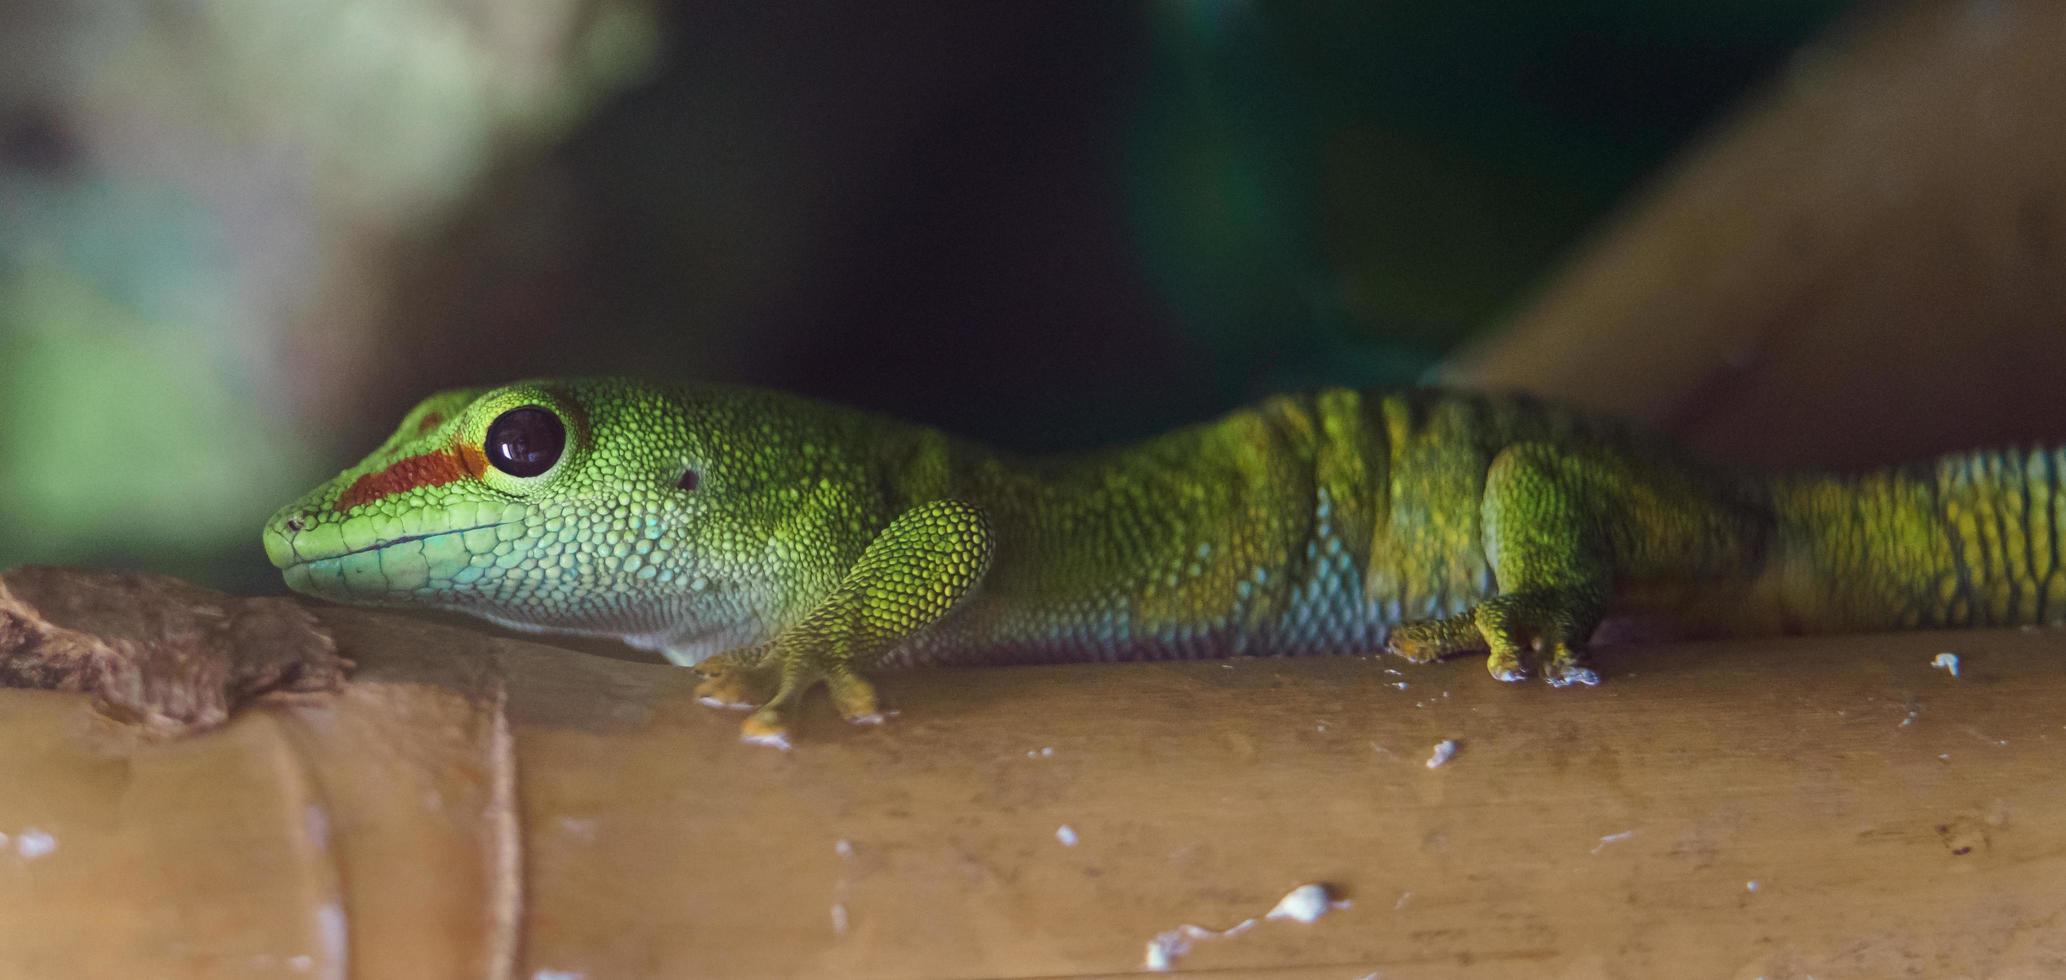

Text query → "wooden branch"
[3,569,2063,977]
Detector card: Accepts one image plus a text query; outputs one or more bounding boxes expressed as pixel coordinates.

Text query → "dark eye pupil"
[485,407,565,478]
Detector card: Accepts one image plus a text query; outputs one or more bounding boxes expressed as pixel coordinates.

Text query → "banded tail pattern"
[1772,447,2066,631]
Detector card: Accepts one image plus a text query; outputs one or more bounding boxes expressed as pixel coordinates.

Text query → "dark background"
[393,2,1853,449]
[0,0,1856,591]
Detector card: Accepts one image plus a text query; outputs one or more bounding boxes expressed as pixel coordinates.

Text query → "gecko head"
[262,378,806,645]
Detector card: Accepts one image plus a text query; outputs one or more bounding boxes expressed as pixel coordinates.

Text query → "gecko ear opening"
[676,468,699,491]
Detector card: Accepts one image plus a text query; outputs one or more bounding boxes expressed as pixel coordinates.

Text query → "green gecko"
[265,378,2057,746]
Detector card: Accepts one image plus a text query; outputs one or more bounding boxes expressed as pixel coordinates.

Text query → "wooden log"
[4,575,2064,977]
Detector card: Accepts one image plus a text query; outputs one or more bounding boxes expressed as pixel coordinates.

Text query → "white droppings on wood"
[1143,920,1255,972]
[316,903,348,978]
[1932,652,1961,677]
[304,806,330,852]
[559,818,598,842]
[15,828,56,860]
[1143,883,1347,970]
[1055,824,1078,847]
[1140,884,1347,967]
[1426,739,1458,769]
[1265,883,1347,923]
[1591,830,1635,855]
[830,903,849,935]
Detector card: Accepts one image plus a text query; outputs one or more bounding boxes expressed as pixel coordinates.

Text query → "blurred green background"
[0,0,1854,594]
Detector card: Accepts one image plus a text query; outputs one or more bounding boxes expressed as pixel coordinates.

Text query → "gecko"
[265,378,2055,745]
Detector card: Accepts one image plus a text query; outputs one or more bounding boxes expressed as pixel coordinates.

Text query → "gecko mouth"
[282,521,515,568]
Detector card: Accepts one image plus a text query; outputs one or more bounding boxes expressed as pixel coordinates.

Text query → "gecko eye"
[485,407,565,478]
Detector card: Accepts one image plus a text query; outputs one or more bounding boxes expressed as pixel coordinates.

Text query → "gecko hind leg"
[1474,442,1616,687]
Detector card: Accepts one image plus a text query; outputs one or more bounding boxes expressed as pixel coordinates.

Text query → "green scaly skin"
[264,378,2065,745]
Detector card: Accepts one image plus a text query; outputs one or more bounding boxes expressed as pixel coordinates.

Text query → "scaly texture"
[264,379,2065,742]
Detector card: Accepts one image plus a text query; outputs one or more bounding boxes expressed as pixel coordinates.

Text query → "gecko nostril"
[285,517,306,532]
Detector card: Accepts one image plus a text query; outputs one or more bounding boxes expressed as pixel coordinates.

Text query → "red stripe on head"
[456,443,490,479]
[334,449,472,512]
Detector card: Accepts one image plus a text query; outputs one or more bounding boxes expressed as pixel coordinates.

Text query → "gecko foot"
[694,647,779,710]
[1387,613,1483,664]
[1471,586,1605,687]
[825,671,883,723]
[1543,644,1600,687]
[1485,646,1530,683]
[697,646,891,746]
[740,708,795,750]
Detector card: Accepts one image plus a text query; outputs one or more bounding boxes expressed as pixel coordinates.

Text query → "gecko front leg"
[691,499,993,747]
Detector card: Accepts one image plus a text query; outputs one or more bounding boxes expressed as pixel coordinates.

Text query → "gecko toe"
[740,702,799,750]
[1545,665,1601,687]
[1387,613,1483,664]
[695,665,779,710]
[1544,644,1601,687]
[1486,649,1530,683]
[826,670,887,725]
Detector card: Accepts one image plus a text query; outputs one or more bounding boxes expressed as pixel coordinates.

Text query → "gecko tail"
[1768,447,2066,632]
